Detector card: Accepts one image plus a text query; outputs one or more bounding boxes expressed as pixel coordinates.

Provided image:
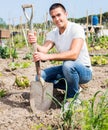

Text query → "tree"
[0,18,7,28]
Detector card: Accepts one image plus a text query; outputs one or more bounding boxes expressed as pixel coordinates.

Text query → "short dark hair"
[49,3,66,13]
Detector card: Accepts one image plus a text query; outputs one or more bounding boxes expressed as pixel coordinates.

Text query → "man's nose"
[55,16,59,21]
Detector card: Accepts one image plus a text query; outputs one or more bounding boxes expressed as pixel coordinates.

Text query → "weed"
[47,78,81,130]
[31,123,52,130]
[0,89,7,98]
[81,90,108,130]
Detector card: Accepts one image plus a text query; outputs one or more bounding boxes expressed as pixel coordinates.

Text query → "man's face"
[50,7,68,28]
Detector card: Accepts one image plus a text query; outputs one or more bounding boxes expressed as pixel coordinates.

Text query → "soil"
[0,47,108,130]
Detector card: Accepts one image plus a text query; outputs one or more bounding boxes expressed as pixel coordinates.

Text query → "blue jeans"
[36,60,92,99]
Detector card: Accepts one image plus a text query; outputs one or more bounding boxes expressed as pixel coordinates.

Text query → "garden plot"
[0,46,108,129]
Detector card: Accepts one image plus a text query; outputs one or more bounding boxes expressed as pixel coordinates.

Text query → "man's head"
[49,3,68,30]
[49,3,66,13]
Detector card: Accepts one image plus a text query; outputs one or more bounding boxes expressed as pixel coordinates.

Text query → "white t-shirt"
[46,21,91,67]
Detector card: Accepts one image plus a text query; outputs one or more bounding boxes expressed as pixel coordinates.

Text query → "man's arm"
[37,40,55,53]
[33,38,84,62]
[28,32,54,53]
[45,38,84,61]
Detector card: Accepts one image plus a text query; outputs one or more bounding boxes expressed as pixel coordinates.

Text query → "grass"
[81,90,108,130]
[46,86,108,130]
[47,78,81,130]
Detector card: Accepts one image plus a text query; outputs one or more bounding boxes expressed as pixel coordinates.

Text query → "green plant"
[91,55,108,65]
[23,52,32,60]
[104,79,108,87]
[0,72,2,76]
[87,35,108,51]
[15,76,30,88]
[31,123,52,130]
[81,90,108,130]
[0,46,10,59]
[11,34,26,48]
[47,78,80,130]
[0,46,18,59]
[11,47,18,59]
[0,89,7,97]
[9,61,32,70]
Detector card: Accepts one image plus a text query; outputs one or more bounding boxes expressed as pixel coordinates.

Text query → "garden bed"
[0,47,108,130]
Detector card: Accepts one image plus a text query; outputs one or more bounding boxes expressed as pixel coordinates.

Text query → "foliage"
[104,79,108,87]
[15,76,30,88]
[0,72,2,76]
[0,18,7,28]
[81,90,108,130]
[9,61,32,70]
[47,78,108,130]
[0,89,7,98]
[0,46,18,59]
[91,55,108,65]
[23,52,32,60]
[11,34,27,48]
[69,11,108,26]
[47,78,80,129]
[0,46,10,58]
[31,123,52,130]
[88,35,108,50]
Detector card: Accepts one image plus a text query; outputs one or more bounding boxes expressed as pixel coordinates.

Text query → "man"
[28,3,92,103]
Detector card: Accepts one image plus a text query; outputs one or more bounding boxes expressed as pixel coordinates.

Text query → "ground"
[0,47,108,130]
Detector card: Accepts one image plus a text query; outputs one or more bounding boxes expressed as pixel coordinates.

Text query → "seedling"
[0,89,7,97]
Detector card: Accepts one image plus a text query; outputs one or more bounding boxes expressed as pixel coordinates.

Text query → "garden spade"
[22,4,53,112]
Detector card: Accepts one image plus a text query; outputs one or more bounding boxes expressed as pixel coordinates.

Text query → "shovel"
[22,4,53,112]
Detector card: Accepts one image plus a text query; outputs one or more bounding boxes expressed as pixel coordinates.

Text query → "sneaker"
[79,86,83,92]
[64,101,70,111]
[74,98,81,106]
[63,99,81,111]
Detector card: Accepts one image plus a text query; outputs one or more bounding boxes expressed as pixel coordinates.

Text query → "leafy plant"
[9,61,32,70]
[15,76,30,88]
[11,34,26,48]
[0,89,7,97]
[0,46,18,59]
[31,123,52,130]
[0,46,10,59]
[23,52,32,60]
[91,55,108,65]
[88,35,108,51]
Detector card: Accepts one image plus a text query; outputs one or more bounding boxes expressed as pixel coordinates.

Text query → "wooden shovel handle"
[35,61,41,78]
[32,43,41,78]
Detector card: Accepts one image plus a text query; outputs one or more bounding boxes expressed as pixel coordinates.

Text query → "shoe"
[74,98,81,106]
[64,101,70,111]
[79,86,83,92]
[63,99,81,111]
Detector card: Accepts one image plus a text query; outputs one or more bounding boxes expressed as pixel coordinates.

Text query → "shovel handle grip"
[22,4,33,30]
[22,4,33,9]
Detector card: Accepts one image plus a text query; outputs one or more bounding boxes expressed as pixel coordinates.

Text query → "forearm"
[46,50,78,61]
[37,41,54,53]
[37,44,48,53]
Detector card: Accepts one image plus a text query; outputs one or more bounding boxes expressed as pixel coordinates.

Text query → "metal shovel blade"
[30,81,53,113]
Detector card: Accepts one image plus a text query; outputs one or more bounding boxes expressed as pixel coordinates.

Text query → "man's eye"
[57,14,61,17]
[52,16,54,19]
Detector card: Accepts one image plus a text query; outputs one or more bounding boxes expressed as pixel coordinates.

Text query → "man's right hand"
[27,31,37,44]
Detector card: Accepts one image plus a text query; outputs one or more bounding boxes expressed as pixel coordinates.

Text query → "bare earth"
[0,47,108,130]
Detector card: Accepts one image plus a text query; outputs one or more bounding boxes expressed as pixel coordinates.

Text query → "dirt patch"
[0,47,108,130]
